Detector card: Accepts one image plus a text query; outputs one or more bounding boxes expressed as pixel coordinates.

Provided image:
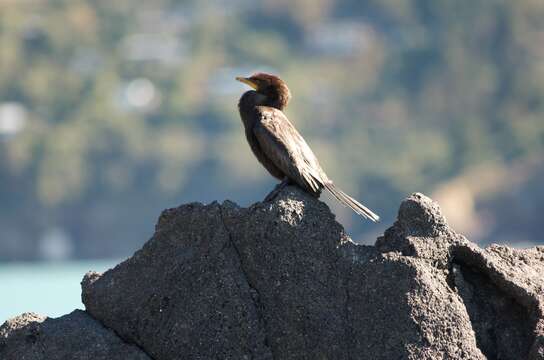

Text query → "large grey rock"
[80,187,544,359]
[4,187,543,359]
[82,200,271,359]
[0,310,150,359]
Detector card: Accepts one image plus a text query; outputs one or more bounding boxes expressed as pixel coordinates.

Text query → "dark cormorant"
[237,73,379,222]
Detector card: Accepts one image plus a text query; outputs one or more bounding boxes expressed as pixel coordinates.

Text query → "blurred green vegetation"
[1,0,544,260]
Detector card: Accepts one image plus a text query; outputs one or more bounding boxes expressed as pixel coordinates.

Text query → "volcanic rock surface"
[0,310,150,359]
[2,186,543,359]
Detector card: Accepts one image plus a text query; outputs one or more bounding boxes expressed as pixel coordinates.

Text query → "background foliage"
[1,0,544,260]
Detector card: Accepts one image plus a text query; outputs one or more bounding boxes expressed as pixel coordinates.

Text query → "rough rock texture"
[452,243,544,359]
[0,310,150,359]
[79,187,544,359]
[3,186,544,359]
[83,200,272,359]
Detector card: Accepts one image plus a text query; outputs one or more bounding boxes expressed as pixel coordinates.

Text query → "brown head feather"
[239,73,291,110]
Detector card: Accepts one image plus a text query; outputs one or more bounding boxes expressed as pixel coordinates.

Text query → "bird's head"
[236,73,291,110]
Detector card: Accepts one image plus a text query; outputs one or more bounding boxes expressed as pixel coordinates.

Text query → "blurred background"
[1,0,544,321]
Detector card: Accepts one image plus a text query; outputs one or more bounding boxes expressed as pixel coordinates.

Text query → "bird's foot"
[264,178,291,202]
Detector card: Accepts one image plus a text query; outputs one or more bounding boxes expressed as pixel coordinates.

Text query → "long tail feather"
[324,182,380,222]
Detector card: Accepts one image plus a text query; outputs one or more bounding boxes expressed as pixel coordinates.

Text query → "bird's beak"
[236,76,258,90]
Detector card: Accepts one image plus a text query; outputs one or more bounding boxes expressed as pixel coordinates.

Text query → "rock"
[82,200,271,360]
[220,190,480,358]
[79,187,544,359]
[452,243,544,359]
[375,193,468,266]
[0,310,150,359]
[4,186,544,359]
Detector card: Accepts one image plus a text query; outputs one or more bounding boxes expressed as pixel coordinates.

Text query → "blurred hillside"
[1,0,543,261]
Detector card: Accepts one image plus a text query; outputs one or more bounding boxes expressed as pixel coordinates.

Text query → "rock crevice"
[451,261,533,358]
[217,203,273,357]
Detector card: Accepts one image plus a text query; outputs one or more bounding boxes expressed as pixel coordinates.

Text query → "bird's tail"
[324,182,380,222]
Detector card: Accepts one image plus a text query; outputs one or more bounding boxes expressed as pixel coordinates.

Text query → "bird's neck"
[238,90,291,129]
[238,90,288,113]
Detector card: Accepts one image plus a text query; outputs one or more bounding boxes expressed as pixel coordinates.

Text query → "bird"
[236,73,380,222]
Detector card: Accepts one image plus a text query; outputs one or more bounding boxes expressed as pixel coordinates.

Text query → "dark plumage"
[237,73,379,222]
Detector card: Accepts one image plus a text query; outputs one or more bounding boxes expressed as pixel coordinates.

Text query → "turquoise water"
[0,259,120,323]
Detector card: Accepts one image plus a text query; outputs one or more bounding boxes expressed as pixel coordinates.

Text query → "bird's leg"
[264,177,291,202]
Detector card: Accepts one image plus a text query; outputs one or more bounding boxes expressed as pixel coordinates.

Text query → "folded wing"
[253,106,380,222]
[253,107,326,194]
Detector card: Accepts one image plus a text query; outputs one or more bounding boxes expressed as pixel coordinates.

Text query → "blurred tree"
[1,0,543,260]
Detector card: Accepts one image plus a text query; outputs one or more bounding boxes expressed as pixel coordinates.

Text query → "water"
[0,259,120,323]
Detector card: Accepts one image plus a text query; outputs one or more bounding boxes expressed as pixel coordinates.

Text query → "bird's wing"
[253,107,326,193]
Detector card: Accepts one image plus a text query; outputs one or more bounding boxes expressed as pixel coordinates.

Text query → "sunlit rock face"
[3,187,544,359]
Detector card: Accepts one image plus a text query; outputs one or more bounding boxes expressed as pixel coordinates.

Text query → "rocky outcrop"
[2,186,544,359]
[0,310,150,359]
